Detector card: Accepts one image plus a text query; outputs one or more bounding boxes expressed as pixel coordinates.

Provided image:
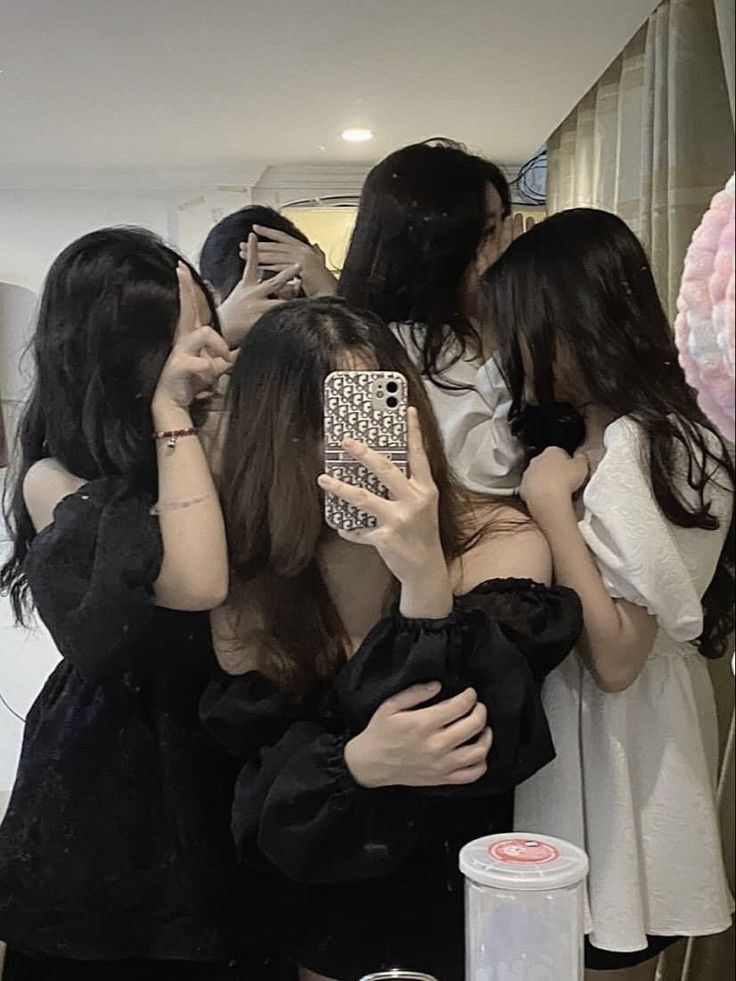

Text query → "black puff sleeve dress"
[201,578,583,981]
[0,478,284,973]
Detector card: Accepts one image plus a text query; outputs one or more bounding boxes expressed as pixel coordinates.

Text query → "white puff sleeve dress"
[514,416,734,952]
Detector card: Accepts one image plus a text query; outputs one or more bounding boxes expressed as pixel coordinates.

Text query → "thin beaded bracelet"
[150,493,212,515]
[153,427,199,449]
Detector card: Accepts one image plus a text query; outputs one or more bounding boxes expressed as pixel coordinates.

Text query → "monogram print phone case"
[323,370,408,531]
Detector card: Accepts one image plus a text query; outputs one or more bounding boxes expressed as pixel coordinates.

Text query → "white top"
[460,834,589,892]
[389,323,523,495]
[514,416,735,951]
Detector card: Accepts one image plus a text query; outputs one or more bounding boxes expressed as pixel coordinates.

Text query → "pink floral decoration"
[675,174,735,443]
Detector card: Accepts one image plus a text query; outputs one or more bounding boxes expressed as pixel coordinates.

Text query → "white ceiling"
[0,0,658,189]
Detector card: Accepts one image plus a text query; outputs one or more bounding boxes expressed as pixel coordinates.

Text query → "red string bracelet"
[152,427,198,448]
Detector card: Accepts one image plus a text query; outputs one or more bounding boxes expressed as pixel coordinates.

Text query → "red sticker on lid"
[489,838,559,865]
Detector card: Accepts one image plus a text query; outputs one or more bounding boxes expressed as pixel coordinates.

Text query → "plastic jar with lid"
[460,833,589,980]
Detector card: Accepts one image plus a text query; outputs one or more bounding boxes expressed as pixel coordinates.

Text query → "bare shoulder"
[452,498,552,594]
[22,458,87,534]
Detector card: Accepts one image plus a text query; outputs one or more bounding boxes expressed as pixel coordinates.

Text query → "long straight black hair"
[480,207,735,658]
[339,139,511,381]
[1,226,219,623]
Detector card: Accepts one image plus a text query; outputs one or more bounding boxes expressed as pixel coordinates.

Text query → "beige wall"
[282,207,357,273]
[284,205,547,275]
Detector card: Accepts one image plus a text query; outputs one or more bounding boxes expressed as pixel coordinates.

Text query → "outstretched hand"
[250,223,338,297]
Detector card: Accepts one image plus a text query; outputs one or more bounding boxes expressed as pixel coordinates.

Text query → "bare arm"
[150,399,228,611]
[522,449,657,692]
[23,424,229,615]
[530,498,657,691]
[23,459,87,533]
[149,265,234,611]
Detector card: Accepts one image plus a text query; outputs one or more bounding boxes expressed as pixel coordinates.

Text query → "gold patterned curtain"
[0,412,6,469]
[547,0,733,318]
[545,2,734,978]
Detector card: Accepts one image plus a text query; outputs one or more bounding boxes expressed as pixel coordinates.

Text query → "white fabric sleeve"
[452,356,524,496]
[579,417,730,641]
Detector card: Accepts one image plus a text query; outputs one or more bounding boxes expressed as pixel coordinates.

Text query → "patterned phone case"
[323,370,408,531]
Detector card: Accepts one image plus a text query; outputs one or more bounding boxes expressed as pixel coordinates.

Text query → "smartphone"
[323,370,408,531]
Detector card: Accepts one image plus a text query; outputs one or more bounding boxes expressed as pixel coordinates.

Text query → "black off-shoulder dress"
[0,478,292,979]
[201,578,583,981]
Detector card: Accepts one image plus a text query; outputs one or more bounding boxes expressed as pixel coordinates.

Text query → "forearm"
[304,268,338,298]
[152,398,228,610]
[534,501,645,689]
[399,551,454,619]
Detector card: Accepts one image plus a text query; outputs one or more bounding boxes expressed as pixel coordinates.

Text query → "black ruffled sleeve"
[462,578,583,684]
[200,670,426,883]
[336,578,582,797]
[23,477,162,681]
[200,579,581,883]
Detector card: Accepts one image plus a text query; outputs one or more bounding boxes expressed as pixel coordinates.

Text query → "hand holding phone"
[323,370,408,531]
[319,392,452,618]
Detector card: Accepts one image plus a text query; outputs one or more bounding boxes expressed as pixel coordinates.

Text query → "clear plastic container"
[359,973,439,981]
[460,834,589,980]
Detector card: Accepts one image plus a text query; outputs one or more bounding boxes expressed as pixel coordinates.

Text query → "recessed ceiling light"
[342,128,373,143]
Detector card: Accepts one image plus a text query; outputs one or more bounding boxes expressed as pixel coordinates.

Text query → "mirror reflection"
[0,2,733,980]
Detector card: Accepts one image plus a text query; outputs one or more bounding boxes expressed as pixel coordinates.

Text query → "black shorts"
[585,934,680,970]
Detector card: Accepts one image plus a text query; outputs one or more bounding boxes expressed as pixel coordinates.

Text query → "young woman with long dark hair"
[339,139,525,495]
[200,296,583,980]
[0,228,289,980]
[481,208,735,980]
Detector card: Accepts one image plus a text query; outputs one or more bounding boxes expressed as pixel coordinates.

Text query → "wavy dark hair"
[1,226,219,624]
[480,207,735,658]
[199,204,309,302]
[219,296,507,698]
[339,139,510,382]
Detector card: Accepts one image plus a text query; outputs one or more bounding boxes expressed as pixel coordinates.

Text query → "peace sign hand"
[217,233,301,348]
[153,263,235,411]
[317,408,454,618]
